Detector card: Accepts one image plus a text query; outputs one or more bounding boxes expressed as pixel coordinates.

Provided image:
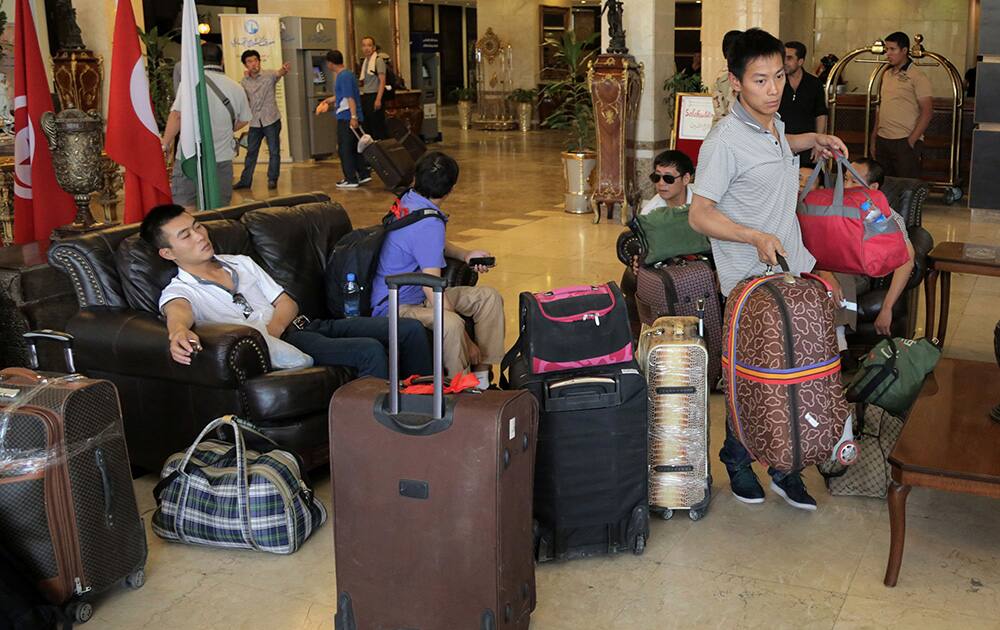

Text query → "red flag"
[106,0,172,224]
[12,0,76,244]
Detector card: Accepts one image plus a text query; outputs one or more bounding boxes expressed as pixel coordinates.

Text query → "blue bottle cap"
[346,273,356,281]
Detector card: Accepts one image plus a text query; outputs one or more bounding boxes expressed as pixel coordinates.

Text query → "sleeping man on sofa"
[139,204,431,378]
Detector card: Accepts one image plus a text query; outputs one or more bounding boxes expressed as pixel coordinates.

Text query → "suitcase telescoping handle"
[21,330,75,372]
[386,273,446,420]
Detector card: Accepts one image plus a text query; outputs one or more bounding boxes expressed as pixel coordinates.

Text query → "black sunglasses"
[232,293,254,319]
[649,172,679,184]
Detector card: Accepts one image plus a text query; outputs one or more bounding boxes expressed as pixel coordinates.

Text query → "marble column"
[701,0,781,94]
[613,0,675,203]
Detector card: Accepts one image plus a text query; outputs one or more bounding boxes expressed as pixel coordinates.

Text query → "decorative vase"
[561,150,597,214]
[457,100,472,130]
[517,102,533,132]
[40,109,112,233]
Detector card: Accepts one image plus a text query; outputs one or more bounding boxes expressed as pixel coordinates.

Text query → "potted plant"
[450,86,477,130]
[138,26,179,131]
[539,32,598,214]
[662,70,706,129]
[508,88,537,132]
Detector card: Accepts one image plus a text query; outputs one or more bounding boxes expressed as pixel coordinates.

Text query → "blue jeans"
[719,412,792,482]
[284,316,431,379]
[336,119,370,183]
[238,120,282,186]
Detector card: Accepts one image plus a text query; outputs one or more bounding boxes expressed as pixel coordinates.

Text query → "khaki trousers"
[398,286,505,375]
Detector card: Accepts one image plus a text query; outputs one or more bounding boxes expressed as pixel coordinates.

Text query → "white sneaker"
[336,180,360,189]
[358,175,373,184]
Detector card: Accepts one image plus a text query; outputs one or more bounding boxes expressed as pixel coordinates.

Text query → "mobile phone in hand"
[468,256,496,268]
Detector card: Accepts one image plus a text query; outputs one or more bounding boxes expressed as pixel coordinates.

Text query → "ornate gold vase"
[457,100,472,130]
[517,102,533,132]
[561,150,597,214]
[40,109,112,233]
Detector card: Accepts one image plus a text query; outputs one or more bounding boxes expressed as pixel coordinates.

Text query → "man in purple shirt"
[371,152,503,388]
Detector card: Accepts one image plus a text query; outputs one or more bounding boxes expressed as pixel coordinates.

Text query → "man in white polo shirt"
[689,28,848,512]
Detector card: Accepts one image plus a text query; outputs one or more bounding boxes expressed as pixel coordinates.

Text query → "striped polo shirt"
[692,98,816,296]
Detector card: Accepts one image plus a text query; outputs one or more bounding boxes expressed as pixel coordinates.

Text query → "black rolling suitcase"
[386,117,427,161]
[506,357,650,561]
[0,332,147,625]
[355,128,414,194]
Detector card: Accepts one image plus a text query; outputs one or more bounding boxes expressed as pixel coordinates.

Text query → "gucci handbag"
[819,404,905,499]
[152,415,326,554]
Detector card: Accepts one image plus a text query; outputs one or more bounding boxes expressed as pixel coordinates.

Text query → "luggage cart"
[824,34,965,204]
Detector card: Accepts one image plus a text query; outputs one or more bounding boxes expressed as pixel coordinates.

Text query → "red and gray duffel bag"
[722,258,858,473]
[798,154,910,278]
[501,282,633,381]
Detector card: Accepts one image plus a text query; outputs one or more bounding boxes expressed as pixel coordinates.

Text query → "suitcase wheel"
[659,508,674,521]
[836,440,859,466]
[632,533,646,555]
[67,600,94,624]
[125,568,146,590]
[689,508,705,522]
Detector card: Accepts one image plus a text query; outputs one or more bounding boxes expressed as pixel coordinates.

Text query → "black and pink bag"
[501,282,633,382]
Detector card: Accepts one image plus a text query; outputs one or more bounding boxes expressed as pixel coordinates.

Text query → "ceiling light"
[198,22,211,35]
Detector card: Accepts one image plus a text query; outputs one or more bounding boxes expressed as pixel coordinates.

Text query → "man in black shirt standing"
[779,41,828,167]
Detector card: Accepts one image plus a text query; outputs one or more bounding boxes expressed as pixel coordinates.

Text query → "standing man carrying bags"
[688,28,849,511]
[871,32,933,178]
[359,36,388,140]
[234,50,289,191]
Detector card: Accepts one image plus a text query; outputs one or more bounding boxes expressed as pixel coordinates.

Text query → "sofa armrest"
[443,257,479,287]
[242,366,354,422]
[906,226,934,291]
[616,228,644,267]
[67,307,272,388]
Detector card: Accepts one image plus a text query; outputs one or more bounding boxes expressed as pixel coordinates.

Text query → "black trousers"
[360,93,388,140]
[336,119,370,183]
[875,136,923,179]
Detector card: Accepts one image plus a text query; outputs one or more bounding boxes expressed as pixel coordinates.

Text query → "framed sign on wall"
[671,92,714,167]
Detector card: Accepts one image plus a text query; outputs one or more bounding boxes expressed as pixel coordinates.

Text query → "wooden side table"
[924,242,1000,345]
[884,359,1000,587]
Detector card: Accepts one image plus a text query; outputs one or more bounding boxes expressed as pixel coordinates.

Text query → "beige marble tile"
[614,564,846,629]
[834,595,1000,630]
[848,513,1000,619]
[664,489,880,594]
[493,218,535,226]
[458,228,507,238]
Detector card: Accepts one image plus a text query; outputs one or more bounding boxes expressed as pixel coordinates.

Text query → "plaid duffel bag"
[152,415,326,554]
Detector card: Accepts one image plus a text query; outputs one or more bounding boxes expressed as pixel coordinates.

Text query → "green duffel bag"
[846,337,942,416]
[635,205,711,265]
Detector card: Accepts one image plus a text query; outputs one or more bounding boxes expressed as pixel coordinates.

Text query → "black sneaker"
[233,182,251,190]
[267,181,277,190]
[770,474,817,511]
[358,175,373,184]
[729,466,765,504]
[336,180,360,189]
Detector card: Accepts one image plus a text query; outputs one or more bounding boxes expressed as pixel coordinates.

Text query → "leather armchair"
[47,193,477,473]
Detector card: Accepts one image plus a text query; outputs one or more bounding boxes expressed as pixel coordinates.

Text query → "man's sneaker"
[770,475,817,511]
[267,181,277,190]
[358,175,373,184]
[336,180,360,189]
[233,182,251,190]
[729,466,765,504]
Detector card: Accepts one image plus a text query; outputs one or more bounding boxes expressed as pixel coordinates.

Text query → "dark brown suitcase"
[329,273,538,630]
[0,332,147,625]
[386,116,427,161]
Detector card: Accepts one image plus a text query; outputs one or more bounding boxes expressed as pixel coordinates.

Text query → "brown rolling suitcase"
[355,127,414,194]
[329,273,539,630]
[0,332,147,625]
[386,116,427,161]
[722,258,858,474]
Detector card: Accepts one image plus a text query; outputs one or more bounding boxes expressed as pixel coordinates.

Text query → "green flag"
[177,0,219,210]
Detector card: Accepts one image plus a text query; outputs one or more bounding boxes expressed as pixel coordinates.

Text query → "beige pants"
[399,285,505,375]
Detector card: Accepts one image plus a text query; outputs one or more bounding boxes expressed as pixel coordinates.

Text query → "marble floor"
[93,111,1000,629]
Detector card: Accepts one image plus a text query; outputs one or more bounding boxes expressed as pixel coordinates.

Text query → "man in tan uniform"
[871,32,933,178]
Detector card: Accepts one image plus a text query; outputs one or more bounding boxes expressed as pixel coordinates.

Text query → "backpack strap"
[846,338,899,404]
[205,74,237,128]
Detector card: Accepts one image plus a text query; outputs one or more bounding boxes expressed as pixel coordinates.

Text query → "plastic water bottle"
[343,273,361,318]
[862,200,885,225]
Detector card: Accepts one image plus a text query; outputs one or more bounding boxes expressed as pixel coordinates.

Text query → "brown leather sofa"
[617,176,933,350]
[47,193,476,473]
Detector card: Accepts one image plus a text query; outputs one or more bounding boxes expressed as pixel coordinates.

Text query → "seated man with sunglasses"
[630,150,696,271]
[140,204,431,378]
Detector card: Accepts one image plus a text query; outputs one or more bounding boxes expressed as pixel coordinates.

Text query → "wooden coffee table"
[884,358,1000,587]
[924,242,1000,346]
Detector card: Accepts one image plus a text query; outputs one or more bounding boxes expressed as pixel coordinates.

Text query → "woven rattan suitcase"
[641,316,712,521]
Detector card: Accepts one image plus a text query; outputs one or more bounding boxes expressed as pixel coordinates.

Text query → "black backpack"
[382,56,406,101]
[0,543,69,630]
[325,201,445,318]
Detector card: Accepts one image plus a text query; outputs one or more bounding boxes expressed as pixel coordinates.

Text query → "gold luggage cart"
[824,34,964,204]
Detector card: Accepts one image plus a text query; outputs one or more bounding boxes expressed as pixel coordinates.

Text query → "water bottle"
[343,273,361,318]
[861,200,885,225]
